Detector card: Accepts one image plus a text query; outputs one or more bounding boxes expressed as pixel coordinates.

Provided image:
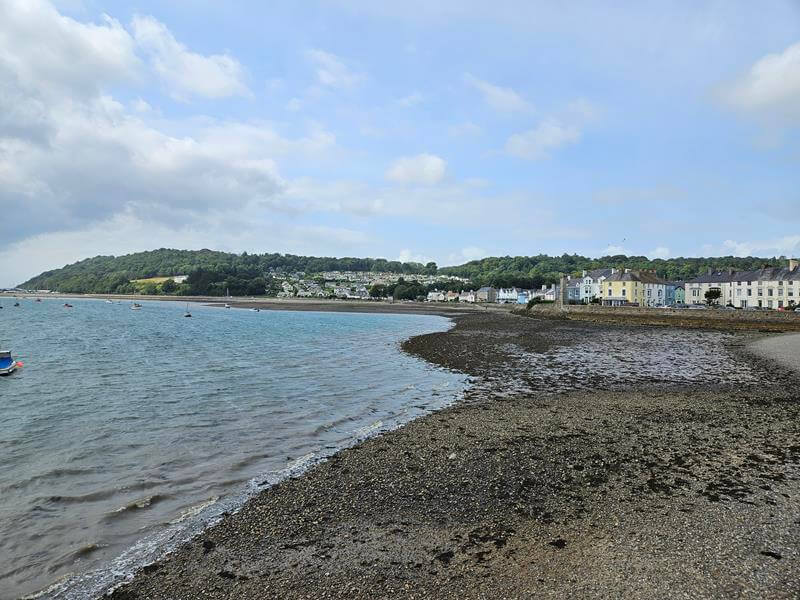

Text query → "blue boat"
[0,351,17,376]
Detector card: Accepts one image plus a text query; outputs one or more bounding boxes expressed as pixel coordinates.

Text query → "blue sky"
[1,0,799,286]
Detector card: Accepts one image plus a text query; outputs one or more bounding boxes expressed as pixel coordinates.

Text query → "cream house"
[685,260,800,309]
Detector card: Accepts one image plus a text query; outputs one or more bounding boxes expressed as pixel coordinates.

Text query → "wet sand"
[101,312,799,599]
[749,333,800,375]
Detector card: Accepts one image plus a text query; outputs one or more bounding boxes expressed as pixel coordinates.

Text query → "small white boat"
[224,303,231,309]
[105,300,113,304]
[131,302,142,311]
[0,351,19,376]
[184,304,192,318]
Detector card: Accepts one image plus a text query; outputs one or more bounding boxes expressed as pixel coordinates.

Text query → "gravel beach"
[103,312,799,600]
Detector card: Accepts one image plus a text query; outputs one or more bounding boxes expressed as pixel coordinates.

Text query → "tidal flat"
[106,312,799,600]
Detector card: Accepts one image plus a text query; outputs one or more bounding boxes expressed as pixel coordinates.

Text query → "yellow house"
[600,269,667,306]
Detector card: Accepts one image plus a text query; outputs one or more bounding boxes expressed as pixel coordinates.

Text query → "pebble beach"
[103,311,799,600]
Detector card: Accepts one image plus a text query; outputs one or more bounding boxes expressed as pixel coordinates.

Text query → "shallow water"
[0,299,466,599]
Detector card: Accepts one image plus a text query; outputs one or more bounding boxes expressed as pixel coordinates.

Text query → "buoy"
[16,362,23,368]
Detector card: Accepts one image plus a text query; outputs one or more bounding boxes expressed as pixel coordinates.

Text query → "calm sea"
[0,298,466,599]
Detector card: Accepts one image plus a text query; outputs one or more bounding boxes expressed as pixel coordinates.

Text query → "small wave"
[21,572,75,599]
[354,420,383,438]
[286,453,315,471]
[169,496,219,524]
[112,494,167,514]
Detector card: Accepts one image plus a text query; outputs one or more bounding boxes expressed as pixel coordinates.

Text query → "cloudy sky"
[1,0,799,286]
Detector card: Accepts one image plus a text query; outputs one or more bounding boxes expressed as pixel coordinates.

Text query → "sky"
[1,0,799,287]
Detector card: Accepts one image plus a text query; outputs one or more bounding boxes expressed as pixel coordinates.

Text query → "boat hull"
[0,362,17,376]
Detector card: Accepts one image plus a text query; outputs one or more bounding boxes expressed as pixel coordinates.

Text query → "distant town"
[6,258,799,311]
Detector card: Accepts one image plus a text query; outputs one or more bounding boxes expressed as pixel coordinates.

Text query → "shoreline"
[93,311,800,600]
[10,293,496,319]
[12,292,800,332]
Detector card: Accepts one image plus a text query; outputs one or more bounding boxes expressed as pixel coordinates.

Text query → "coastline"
[13,292,800,331]
[94,311,800,600]
[11,293,494,319]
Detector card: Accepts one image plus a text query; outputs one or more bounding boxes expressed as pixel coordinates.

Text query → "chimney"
[582,270,587,277]
[790,259,799,271]
[727,267,734,275]
[611,268,617,274]
[707,267,712,275]
[624,268,631,274]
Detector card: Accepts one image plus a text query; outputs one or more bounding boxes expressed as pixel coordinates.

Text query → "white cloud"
[0,1,344,252]
[397,92,423,107]
[463,73,532,112]
[306,49,363,88]
[0,0,139,100]
[385,153,446,185]
[505,118,581,160]
[722,40,800,123]
[397,249,431,264]
[648,246,671,259]
[722,236,800,257]
[131,15,249,100]
[285,97,303,111]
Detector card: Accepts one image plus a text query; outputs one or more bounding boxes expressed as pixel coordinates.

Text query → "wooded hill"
[18,248,782,296]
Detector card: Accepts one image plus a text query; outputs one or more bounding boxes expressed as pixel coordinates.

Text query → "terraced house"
[685,259,800,309]
[600,269,672,307]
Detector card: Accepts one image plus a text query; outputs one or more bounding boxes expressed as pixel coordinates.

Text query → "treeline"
[18,248,785,296]
[438,254,782,289]
[18,249,435,294]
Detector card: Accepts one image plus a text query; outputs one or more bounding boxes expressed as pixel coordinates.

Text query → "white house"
[497,287,520,303]
[426,290,446,302]
[579,268,613,303]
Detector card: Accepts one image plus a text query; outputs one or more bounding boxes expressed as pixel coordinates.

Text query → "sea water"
[0,299,466,599]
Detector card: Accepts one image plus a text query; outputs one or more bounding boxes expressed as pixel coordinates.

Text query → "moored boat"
[0,351,18,376]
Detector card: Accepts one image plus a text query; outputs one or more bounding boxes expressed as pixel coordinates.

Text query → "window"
[768,300,774,308]
[736,289,742,296]
[778,288,783,296]
[778,301,784,308]
[622,289,626,297]
[758,288,763,296]
[747,289,752,296]
[768,288,773,296]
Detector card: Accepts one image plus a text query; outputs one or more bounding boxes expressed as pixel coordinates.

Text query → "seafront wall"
[523,303,800,332]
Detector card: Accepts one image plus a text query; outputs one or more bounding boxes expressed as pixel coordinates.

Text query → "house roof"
[686,266,800,284]
[585,268,613,279]
[605,270,670,285]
